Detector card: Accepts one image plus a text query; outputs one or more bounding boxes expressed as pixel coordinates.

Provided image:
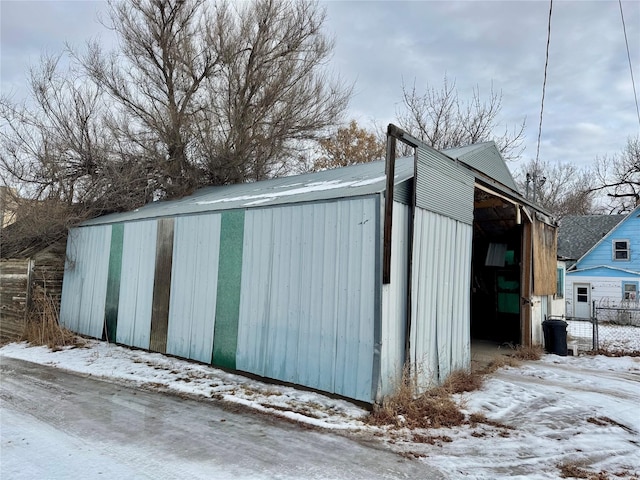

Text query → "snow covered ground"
[1,340,639,479]
[566,320,640,353]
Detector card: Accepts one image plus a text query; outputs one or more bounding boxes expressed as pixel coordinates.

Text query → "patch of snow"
[194,177,388,207]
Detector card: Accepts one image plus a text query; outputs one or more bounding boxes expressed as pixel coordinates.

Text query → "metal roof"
[82,158,415,226]
[443,142,519,192]
[81,140,527,227]
[557,214,627,261]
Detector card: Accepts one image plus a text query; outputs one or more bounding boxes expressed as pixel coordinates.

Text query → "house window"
[556,267,564,298]
[613,240,630,260]
[623,282,638,301]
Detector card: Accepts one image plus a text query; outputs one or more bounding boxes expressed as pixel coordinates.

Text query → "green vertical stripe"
[104,223,124,342]
[212,210,245,369]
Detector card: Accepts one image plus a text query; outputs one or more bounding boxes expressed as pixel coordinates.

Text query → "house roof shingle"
[557,214,626,261]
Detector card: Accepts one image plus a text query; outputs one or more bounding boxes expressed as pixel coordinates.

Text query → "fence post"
[592,300,597,351]
[23,258,35,322]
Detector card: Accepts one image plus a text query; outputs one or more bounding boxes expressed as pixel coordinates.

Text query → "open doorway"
[471,187,523,345]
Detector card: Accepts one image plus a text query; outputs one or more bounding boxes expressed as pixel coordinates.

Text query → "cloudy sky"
[1,0,639,172]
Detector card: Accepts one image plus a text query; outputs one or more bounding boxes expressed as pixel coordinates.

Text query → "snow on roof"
[82,159,413,226]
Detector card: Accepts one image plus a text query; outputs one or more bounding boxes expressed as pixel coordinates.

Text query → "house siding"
[566,208,640,317]
[566,273,640,316]
[576,210,640,272]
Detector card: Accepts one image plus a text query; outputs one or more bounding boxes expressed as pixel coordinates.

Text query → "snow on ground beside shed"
[567,320,640,353]
[1,341,639,479]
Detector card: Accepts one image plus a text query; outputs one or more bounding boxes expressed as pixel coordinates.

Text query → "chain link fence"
[594,304,640,354]
[563,302,640,355]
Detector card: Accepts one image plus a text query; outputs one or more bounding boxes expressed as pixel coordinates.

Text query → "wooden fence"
[0,246,65,340]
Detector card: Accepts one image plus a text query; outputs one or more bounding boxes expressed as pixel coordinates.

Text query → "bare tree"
[590,136,640,213]
[397,76,526,160]
[312,120,385,171]
[0,54,149,211]
[514,159,596,218]
[79,0,223,197]
[2,0,350,255]
[80,0,350,195]
[201,0,350,183]
[0,55,151,253]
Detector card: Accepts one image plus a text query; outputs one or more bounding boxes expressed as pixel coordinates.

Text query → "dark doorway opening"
[471,188,522,345]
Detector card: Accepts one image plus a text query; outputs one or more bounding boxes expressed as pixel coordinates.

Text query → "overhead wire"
[618,0,640,129]
[535,0,553,165]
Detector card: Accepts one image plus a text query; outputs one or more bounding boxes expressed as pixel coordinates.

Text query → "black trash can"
[542,318,568,356]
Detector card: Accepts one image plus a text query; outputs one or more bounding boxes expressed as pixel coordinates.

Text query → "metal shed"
[60,127,557,403]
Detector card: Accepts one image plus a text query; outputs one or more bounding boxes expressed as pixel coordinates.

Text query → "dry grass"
[21,286,84,350]
[468,412,514,431]
[589,349,640,358]
[558,463,611,479]
[477,355,520,374]
[441,369,484,394]
[367,367,482,429]
[509,344,544,361]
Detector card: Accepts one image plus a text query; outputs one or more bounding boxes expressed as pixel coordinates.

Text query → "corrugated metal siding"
[459,146,518,191]
[166,214,221,363]
[380,201,410,398]
[415,148,475,225]
[60,225,111,338]
[443,142,519,192]
[393,179,413,205]
[116,220,158,349]
[236,197,378,402]
[410,208,472,388]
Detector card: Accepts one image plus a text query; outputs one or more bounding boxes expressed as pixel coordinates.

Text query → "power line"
[619,0,640,129]
[535,0,553,165]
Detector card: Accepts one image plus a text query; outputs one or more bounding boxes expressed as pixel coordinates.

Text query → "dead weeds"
[509,344,544,361]
[367,367,484,429]
[468,412,514,430]
[21,286,84,349]
[558,463,611,479]
[441,369,483,394]
[411,433,452,445]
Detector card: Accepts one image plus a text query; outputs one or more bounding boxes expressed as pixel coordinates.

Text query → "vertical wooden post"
[383,130,396,284]
[23,258,35,322]
[521,217,533,347]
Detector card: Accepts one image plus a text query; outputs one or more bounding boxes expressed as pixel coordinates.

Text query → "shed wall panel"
[380,202,410,398]
[60,226,111,338]
[410,208,472,388]
[415,148,475,225]
[116,220,157,349]
[236,198,377,402]
[167,214,221,363]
